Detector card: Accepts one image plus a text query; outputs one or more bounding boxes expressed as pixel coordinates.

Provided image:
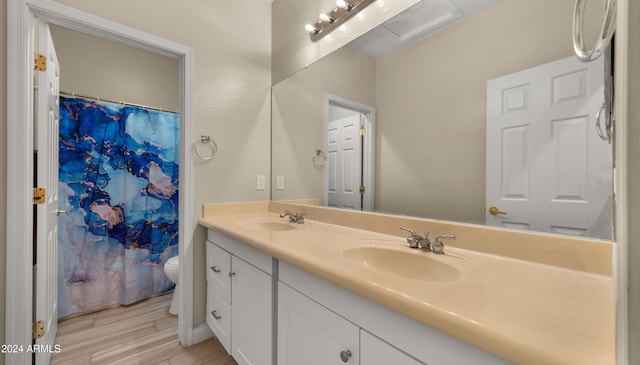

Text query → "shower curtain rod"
[59,91,179,114]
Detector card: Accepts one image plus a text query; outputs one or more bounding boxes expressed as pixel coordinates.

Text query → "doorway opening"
[323,94,375,211]
[49,24,180,319]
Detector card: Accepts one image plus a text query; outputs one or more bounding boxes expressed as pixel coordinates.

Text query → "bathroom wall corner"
[0,0,7,362]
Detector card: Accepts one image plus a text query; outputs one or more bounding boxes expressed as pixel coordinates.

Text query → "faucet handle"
[400,227,420,248]
[432,234,456,255]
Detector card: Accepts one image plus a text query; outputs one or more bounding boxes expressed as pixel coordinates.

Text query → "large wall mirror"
[272,0,613,240]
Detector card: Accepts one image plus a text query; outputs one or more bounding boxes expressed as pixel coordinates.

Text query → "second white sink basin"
[341,245,462,282]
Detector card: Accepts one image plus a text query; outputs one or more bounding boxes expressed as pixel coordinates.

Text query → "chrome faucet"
[400,227,431,251]
[280,210,305,224]
[400,227,456,254]
[432,234,456,255]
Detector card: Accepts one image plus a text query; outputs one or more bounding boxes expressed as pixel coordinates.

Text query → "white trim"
[6,1,196,363]
[192,323,215,344]
[6,3,35,364]
[323,93,376,211]
[614,0,629,363]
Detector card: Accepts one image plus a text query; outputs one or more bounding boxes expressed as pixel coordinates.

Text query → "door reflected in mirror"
[271,0,613,240]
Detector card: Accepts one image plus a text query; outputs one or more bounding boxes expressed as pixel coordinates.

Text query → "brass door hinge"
[359,185,365,194]
[34,53,47,71]
[33,187,46,205]
[359,128,366,136]
[33,320,45,339]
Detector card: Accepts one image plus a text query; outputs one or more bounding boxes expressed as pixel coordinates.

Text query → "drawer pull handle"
[340,350,352,362]
[211,310,222,320]
[210,266,221,273]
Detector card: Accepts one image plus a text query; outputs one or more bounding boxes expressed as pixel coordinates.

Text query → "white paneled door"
[35,22,60,364]
[326,114,363,210]
[486,55,612,239]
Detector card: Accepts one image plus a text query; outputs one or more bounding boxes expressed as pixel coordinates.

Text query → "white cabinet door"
[361,330,424,365]
[278,282,359,365]
[231,256,273,365]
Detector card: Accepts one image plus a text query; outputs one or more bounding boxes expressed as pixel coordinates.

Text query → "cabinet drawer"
[206,240,232,302]
[206,283,231,354]
[207,229,273,274]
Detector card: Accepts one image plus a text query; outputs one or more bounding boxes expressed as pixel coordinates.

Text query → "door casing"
[6,1,196,363]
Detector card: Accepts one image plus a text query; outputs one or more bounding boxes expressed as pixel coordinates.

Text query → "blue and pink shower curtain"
[57,96,179,318]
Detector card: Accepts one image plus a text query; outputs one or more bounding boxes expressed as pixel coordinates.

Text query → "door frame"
[6,1,195,363]
[323,93,375,211]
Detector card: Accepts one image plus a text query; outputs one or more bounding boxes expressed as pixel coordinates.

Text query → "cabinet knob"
[210,266,221,273]
[228,271,236,277]
[340,350,352,362]
[211,310,222,320]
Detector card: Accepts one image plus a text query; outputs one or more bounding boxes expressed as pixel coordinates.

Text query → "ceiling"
[349,0,499,58]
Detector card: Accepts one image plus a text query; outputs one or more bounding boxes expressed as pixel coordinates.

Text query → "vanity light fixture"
[306,0,376,42]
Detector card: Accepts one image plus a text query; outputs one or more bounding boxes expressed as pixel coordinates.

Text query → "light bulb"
[336,0,351,9]
[305,24,318,33]
[319,13,333,22]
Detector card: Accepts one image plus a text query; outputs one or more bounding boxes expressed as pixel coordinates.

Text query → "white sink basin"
[239,217,296,232]
[341,245,462,282]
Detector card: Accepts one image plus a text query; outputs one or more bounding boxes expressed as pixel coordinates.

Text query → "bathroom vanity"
[199,201,614,365]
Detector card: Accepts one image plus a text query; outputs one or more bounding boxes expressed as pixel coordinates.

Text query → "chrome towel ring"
[595,102,612,143]
[192,135,217,161]
[573,0,616,62]
[312,149,327,169]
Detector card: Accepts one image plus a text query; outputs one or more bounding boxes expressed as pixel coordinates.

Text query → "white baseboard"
[190,323,214,345]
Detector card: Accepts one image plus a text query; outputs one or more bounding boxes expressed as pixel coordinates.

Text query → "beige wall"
[272,46,376,202]
[0,0,6,362]
[49,25,179,111]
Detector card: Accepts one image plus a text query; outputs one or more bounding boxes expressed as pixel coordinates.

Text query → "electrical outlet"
[256,175,266,190]
[276,175,285,190]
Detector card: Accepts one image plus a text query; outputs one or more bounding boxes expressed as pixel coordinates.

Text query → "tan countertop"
[198,202,614,365]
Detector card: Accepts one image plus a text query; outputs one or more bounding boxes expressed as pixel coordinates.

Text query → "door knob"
[56,209,67,216]
[488,206,507,215]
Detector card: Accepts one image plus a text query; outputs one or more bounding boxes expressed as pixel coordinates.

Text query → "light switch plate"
[276,175,285,190]
[256,174,266,190]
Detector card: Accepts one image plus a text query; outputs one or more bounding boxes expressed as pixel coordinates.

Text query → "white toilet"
[163,255,180,315]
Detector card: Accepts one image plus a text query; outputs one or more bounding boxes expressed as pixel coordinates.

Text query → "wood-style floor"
[51,293,237,365]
